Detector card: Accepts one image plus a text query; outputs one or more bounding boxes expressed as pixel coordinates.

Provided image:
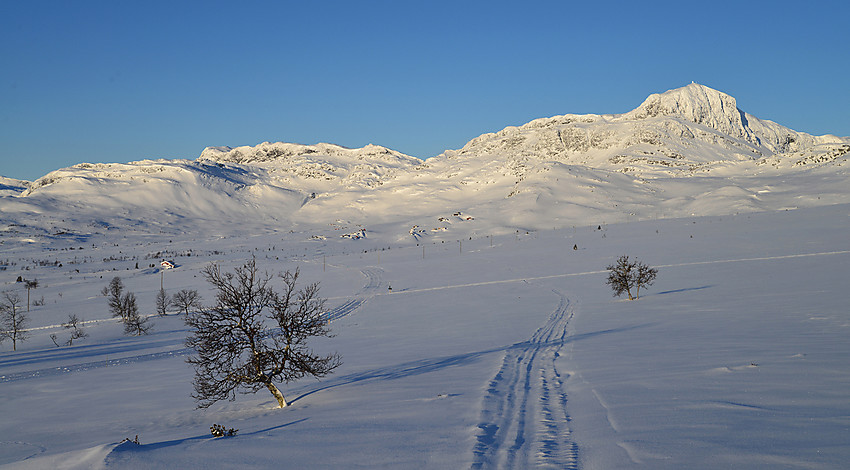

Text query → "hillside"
[0,177,28,197]
[2,83,848,242]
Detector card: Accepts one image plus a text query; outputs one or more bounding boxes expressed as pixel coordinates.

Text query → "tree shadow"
[242,418,309,437]
[0,328,188,368]
[290,324,651,404]
[654,285,713,296]
[107,417,309,456]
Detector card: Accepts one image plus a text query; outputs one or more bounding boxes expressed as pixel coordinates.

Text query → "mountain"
[436,82,847,175]
[2,83,848,241]
[377,83,849,229]
[623,82,843,152]
[197,142,422,189]
[0,176,29,197]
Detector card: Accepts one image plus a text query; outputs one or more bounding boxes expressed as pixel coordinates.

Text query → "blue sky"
[2,0,848,181]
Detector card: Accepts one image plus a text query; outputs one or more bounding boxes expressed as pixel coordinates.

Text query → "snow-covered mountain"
[197,142,423,189]
[0,176,29,197]
[2,83,848,239]
[435,82,847,176]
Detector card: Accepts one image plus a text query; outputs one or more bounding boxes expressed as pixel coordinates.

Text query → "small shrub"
[119,435,141,445]
[210,424,238,437]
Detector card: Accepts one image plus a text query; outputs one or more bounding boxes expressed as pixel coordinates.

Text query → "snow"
[1,83,849,468]
[0,177,28,197]
[1,204,849,468]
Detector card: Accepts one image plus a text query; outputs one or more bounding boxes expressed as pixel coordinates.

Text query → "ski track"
[471,289,578,469]
[381,249,850,298]
[0,269,383,383]
[0,347,190,383]
[323,267,382,323]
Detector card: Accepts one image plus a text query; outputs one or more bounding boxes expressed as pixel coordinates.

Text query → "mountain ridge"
[623,83,844,152]
[2,83,848,240]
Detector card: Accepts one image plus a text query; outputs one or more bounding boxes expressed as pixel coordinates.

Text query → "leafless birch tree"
[185,258,340,408]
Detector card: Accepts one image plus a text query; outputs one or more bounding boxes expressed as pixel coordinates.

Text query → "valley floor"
[1,205,849,469]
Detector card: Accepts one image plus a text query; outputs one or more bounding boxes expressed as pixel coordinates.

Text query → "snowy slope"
[379,83,850,233]
[2,83,848,240]
[6,159,307,237]
[0,203,848,469]
[0,177,28,197]
[197,142,422,190]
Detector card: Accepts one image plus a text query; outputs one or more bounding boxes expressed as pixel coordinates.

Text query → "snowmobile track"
[471,289,578,469]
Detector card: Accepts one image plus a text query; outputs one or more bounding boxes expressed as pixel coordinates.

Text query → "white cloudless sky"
[2,0,848,181]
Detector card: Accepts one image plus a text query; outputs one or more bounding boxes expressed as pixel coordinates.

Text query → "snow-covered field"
[1,203,848,469]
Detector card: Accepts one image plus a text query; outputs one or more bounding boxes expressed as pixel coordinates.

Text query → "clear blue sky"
[2,0,848,181]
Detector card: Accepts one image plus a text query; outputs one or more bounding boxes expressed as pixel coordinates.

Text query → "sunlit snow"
[1,84,848,469]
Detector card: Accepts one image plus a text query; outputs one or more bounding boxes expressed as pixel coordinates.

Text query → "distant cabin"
[160,260,175,270]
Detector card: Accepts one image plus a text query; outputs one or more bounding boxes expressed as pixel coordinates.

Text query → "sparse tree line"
[2,256,340,412]
[0,273,206,350]
[103,276,204,336]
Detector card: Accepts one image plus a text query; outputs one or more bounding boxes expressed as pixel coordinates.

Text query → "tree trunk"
[266,382,288,408]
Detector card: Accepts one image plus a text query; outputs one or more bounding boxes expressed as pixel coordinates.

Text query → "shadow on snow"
[290,324,650,405]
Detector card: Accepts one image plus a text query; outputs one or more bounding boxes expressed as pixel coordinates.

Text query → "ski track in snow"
[0,270,384,383]
[0,345,190,383]
[323,267,382,323]
[471,289,578,469]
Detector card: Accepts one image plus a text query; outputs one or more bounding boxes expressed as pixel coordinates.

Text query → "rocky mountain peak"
[627,83,750,136]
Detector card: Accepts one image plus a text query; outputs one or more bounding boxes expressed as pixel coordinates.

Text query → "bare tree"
[1,291,30,351]
[103,277,127,320]
[63,314,88,345]
[172,289,202,315]
[103,277,149,334]
[122,293,152,336]
[155,288,171,316]
[605,255,658,300]
[185,258,340,408]
[633,262,659,299]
